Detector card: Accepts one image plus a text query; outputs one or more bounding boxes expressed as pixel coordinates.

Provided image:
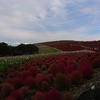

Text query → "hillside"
[40,40,100,52]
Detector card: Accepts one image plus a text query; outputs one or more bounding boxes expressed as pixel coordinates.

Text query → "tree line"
[0,42,39,56]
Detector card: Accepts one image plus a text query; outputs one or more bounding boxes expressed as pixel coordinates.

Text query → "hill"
[39,40,100,53]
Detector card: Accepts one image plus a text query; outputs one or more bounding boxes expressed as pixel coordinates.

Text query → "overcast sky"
[0,0,100,45]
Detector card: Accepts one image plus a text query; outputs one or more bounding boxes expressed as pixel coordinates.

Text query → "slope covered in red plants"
[42,40,100,52]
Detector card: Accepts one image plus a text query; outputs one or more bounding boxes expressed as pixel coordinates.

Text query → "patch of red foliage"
[2,52,100,100]
[24,76,36,88]
[2,83,14,96]
[80,66,94,79]
[91,57,100,68]
[5,96,16,100]
[28,66,38,76]
[34,91,44,100]
[64,65,75,74]
[55,73,71,90]
[63,92,74,100]
[19,86,30,97]
[49,63,63,76]
[36,74,51,87]
[7,68,15,74]
[46,88,62,100]
[0,72,4,78]
[9,90,24,100]
[11,77,23,88]
[20,70,32,79]
[70,70,83,84]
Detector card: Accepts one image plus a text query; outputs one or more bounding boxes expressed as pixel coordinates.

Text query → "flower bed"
[0,52,100,100]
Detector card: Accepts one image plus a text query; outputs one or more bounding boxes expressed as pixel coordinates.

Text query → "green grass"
[34,43,62,54]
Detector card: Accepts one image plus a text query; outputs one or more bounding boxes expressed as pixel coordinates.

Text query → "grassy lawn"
[34,43,62,54]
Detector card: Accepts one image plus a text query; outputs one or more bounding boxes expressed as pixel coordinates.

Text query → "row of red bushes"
[0,53,100,99]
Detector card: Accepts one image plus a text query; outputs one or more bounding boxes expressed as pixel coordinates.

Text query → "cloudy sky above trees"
[0,0,100,45]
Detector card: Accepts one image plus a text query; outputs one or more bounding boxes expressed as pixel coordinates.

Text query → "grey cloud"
[0,0,100,45]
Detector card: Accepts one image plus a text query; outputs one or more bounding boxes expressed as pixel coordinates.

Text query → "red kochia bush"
[34,91,44,100]
[63,92,74,100]
[55,73,71,90]
[14,71,21,77]
[25,62,32,69]
[18,65,25,71]
[64,65,75,74]
[0,72,5,78]
[10,90,24,100]
[67,60,77,67]
[19,86,30,97]
[6,96,16,100]
[2,83,14,96]
[80,66,94,79]
[20,70,32,79]
[0,78,3,84]
[8,72,15,78]
[41,81,50,91]
[43,88,62,100]
[24,76,36,88]
[70,70,83,84]
[91,57,100,68]
[48,88,62,100]
[36,74,51,87]
[7,68,15,74]
[58,61,65,72]
[41,65,47,70]
[28,66,38,76]
[49,63,62,76]
[11,77,23,88]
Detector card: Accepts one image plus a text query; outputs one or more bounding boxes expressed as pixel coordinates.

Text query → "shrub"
[14,71,21,77]
[18,65,25,71]
[58,61,65,72]
[91,57,100,68]
[19,86,30,97]
[0,72,4,78]
[49,63,62,76]
[63,92,74,100]
[24,76,36,88]
[48,73,54,83]
[41,65,46,70]
[8,72,15,78]
[10,90,24,100]
[11,77,23,88]
[28,66,38,76]
[5,96,16,100]
[70,70,83,84]
[64,66,75,74]
[80,66,94,79]
[0,78,3,83]
[0,84,2,92]
[20,70,32,79]
[41,81,50,92]
[7,68,15,74]
[67,60,77,67]
[7,78,13,83]
[34,91,44,100]
[2,83,14,96]
[55,73,71,90]
[25,62,32,69]
[48,88,62,100]
[36,74,51,87]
